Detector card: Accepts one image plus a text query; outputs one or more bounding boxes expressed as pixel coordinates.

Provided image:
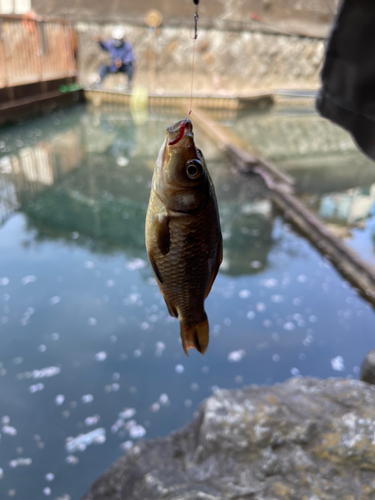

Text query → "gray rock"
[360,349,375,385]
[82,378,375,500]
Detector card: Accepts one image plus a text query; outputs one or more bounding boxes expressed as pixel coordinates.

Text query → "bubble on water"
[291,367,300,376]
[0,468,3,479]
[299,353,306,361]
[155,342,165,356]
[120,440,134,451]
[303,335,313,346]
[45,473,54,482]
[71,232,79,240]
[9,458,31,467]
[133,349,142,358]
[150,402,160,412]
[95,351,107,362]
[55,395,65,406]
[235,376,243,384]
[271,295,284,303]
[95,434,106,445]
[82,394,94,404]
[85,415,100,426]
[293,298,301,306]
[256,303,266,312]
[112,372,120,381]
[331,356,345,371]
[224,317,231,326]
[263,319,272,327]
[8,490,16,497]
[49,296,61,305]
[126,259,147,271]
[159,394,169,405]
[2,416,10,425]
[66,455,79,464]
[43,487,51,496]
[3,293,10,301]
[251,261,261,269]
[247,311,255,320]
[85,261,95,269]
[261,278,278,288]
[117,156,129,167]
[2,425,17,436]
[38,345,47,353]
[175,364,184,374]
[297,274,307,283]
[17,366,60,380]
[129,425,146,439]
[140,322,149,330]
[0,277,9,286]
[202,366,209,374]
[51,333,59,340]
[106,279,115,288]
[228,350,245,362]
[119,408,136,420]
[191,383,199,391]
[184,399,192,408]
[284,322,295,331]
[29,383,44,393]
[88,318,97,326]
[13,357,23,365]
[272,354,280,362]
[238,289,251,299]
[309,315,317,323]
[123,292,142,305]
[21,275,37,285]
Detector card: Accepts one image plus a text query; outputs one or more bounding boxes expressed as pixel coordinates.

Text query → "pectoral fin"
[205,237,223,298]
[148,251,163,284]
[155,215,170,256]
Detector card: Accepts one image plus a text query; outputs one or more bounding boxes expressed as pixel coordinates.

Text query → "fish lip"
[167,119,193,146]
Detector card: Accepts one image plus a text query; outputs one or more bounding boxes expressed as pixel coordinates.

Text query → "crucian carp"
[145,118,222,355]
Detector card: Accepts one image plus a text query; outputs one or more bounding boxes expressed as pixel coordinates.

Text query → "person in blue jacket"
[95,27,134,91]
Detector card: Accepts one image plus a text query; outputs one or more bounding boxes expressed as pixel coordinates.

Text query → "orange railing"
[0,14,77,89]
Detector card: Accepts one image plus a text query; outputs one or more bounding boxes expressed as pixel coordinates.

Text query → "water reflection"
[1,106,375,500]
[0,107,274,272]
[223,106,375,265]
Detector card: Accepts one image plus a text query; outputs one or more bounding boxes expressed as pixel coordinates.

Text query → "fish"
[145,118,222,355]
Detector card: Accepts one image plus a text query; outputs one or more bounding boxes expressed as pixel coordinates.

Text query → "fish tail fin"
[180,314,209,356]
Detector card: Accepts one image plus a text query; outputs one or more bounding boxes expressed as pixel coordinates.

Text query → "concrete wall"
[32,0,339,37]
[78,23,325,93]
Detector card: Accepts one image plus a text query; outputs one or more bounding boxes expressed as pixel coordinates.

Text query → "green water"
[0,105,375,500]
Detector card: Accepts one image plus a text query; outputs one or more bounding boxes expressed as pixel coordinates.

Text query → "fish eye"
[185,159,202,180]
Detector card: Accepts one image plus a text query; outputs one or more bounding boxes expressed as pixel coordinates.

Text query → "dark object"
[81,378,375,500]
[193,0,199,5]
[360,349,375,385]
[99,63,133,86]
[316,0,375,161]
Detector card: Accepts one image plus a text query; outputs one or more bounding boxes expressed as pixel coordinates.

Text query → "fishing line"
[189,0,199,115]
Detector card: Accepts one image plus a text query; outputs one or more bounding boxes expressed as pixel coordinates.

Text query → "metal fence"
[0,14,77,89]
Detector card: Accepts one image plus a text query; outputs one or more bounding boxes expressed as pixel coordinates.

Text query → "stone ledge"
[82,377,375,500]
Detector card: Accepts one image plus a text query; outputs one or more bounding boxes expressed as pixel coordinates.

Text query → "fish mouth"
[167,119,193,146]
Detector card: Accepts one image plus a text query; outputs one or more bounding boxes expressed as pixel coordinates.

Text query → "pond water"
[1,105,375,500]
[222,104,375,266]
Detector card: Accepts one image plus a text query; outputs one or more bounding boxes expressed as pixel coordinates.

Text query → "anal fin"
[165,298,178,318]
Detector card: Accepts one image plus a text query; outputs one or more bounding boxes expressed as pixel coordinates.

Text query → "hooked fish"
[145,118,222,355]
